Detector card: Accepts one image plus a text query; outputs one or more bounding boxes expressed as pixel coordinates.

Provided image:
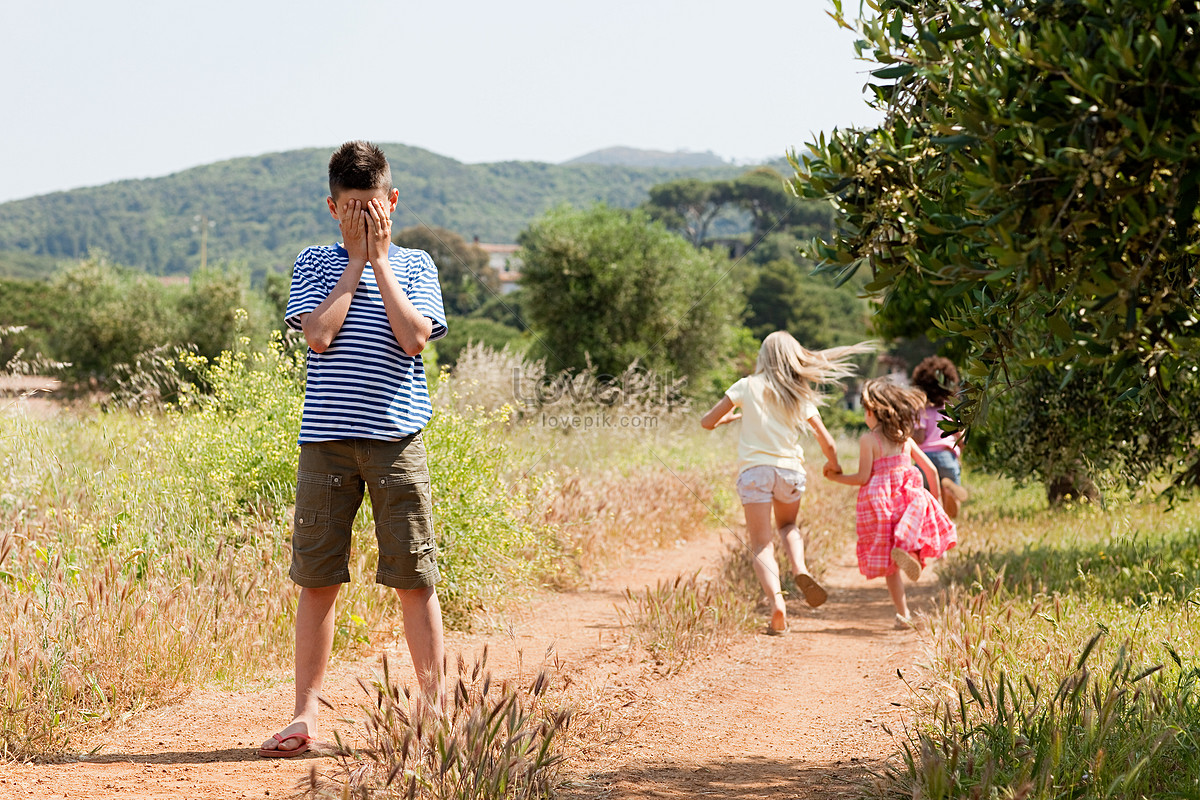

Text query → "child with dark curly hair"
[910,356,969,518]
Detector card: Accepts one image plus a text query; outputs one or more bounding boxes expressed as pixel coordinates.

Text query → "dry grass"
[617,571,756,674]
[539,464,733,584]
[306,650,572,800]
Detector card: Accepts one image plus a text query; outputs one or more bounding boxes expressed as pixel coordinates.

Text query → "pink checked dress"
[855,440,957,579]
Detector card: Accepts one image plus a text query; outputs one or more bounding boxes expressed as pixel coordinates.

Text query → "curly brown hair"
[910,355,960,406]
[860,377,926,445]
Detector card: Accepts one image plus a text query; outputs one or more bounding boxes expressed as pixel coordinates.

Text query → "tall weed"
[308,651,572,800]
[885,472,1200,798]
[618,571,755,673]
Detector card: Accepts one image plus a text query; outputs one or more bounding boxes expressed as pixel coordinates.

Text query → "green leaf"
[871,64,915,80]
[937,24,983,41]
[1047,314,1074,341]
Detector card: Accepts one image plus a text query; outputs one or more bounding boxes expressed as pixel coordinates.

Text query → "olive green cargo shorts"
[290,434,439,590]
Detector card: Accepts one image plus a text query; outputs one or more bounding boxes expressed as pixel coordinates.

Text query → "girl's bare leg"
[775,498,828,607]
[885,572,909,618]
[744,502,787,631]
[773,498,808,574]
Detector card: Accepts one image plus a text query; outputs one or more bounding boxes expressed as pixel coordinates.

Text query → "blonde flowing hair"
[754,331,875,426]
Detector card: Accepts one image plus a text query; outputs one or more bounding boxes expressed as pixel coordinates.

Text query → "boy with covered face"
[260,140,447,757]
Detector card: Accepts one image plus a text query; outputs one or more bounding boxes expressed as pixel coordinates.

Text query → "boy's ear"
[387,188,399,215]
[326,196,340,220]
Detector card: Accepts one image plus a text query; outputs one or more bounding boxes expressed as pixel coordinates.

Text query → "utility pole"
[192,215,215,270]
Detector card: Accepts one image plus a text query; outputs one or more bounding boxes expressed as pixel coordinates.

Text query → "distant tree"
[471,287,530,332]
[744,259,871,349]
[48,258,177,382]
[392,226,498,317]
[176,267,273,361]
[644,171,836,261]
[0,278,58,365]
[263,268,291,324]
[434,318,527,369]
[642,179,733,247]
[731,168,795,240]
[519,205,743,386]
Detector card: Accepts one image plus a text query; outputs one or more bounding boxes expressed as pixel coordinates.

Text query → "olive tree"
[793,0,1200,496]
[518,204,744,389]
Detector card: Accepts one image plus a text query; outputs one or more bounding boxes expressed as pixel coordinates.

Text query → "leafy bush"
[519,204,744,391]
[423,402,557,628]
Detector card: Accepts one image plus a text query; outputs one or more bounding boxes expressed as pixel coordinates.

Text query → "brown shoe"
[794,573,828,608]
[941,477,968,518]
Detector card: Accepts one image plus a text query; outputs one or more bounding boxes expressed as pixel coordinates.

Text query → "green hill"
[0,143,743,279]
[563,146,729,168]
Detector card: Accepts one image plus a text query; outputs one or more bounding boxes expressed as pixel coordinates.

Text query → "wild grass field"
[876,476,1200,799]
[0,338,735,766]
[2,337,1200,799]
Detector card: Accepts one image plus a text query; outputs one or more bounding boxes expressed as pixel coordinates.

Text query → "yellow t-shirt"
[725,374,818,475]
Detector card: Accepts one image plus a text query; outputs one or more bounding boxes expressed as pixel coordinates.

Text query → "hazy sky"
[1,0,883,204]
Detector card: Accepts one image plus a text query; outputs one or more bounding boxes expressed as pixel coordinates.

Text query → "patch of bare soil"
[0,526,940,800]
[0,377,64,421]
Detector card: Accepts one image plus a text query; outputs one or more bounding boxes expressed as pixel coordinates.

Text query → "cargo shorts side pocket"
[290,470,351,587]
[373,475,438,589]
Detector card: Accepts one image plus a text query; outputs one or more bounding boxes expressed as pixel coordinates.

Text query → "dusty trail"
[0,525,940,800]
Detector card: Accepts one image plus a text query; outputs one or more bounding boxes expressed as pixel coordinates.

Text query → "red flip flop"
[258,731,312,758]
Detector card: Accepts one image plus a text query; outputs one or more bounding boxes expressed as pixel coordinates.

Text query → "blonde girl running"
[702,331,873,635]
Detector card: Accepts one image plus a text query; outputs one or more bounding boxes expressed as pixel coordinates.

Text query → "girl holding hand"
[824,377,956,628]
[702,331,873,635]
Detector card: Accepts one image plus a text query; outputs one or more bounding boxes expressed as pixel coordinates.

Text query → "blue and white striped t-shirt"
[285,242,447,444]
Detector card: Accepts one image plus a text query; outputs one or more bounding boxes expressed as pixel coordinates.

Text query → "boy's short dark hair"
[328,141,393,198]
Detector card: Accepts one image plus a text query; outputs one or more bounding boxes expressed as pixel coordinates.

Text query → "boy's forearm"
[302,261,366,352]
[374,267,433,356]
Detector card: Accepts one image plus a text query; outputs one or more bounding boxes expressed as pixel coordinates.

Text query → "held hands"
[822,461,842,479]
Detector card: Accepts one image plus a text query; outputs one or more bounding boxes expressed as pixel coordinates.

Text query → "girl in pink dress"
[824,378,956,628]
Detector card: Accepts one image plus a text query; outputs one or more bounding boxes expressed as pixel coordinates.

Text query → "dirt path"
[0,526,940,800]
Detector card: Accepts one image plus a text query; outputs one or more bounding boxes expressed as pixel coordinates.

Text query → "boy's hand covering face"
[338,198,369,263]
[365,197,392,269]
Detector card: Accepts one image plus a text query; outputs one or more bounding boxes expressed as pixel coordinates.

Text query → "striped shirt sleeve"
[285,247,327,331]
[406,250,448,341]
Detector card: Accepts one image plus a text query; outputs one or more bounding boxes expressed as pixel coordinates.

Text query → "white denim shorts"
[735,465,807,505]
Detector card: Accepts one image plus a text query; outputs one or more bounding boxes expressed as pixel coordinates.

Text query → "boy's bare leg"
[744,502,787,632]
[396,586,446,710]
[261,584,340,754]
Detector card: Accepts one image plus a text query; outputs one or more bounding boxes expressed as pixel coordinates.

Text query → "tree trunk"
[1046,471,1101,506]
